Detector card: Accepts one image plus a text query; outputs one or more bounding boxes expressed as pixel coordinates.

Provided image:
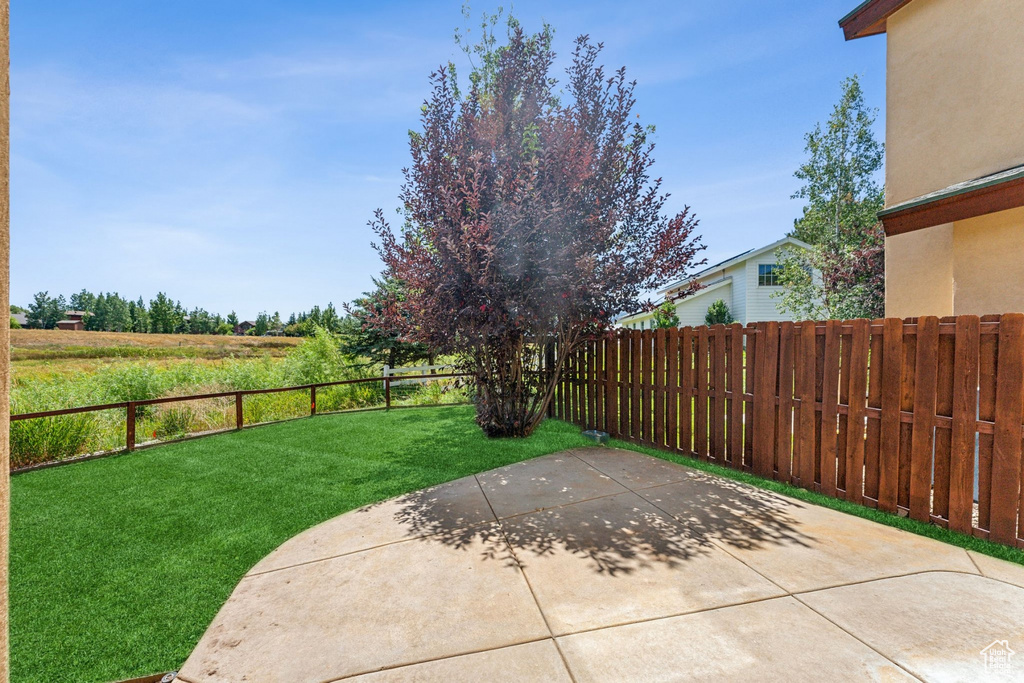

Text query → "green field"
[11,406,591,683]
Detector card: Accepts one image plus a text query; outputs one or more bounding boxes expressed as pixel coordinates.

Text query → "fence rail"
[552,313,1024,549]
[12,370,469,471]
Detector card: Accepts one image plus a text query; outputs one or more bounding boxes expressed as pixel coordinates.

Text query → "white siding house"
[617,236,812,330]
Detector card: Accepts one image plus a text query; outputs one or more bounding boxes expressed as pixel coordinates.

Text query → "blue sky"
[13,1,885,319]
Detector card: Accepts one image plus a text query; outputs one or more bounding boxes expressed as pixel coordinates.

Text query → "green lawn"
[11,406,591,683]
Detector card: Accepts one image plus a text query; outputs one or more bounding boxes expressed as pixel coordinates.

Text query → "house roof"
[879,163,1024,236]
[657,235,810,297]
[839,0,915,40]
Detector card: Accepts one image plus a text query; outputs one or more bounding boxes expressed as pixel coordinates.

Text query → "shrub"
[705,299,735,326]
[10,414,98,468]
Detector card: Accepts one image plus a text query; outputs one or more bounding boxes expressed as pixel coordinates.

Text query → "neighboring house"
[10,312,26,327]
[235,321,256,335]
[840,0,1024,317]
[617,236,813,330]
[56,311,87,331]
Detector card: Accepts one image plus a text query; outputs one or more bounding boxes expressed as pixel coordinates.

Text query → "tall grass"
[10,328,469,468]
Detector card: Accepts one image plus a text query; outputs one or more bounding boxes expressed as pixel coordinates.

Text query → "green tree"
[129,297,149,333]
[69,289,96,313]
[651,301,680,329]
[776,75,885,321]
[104,294,131,332]
[252,312,270,336]
[227,311,239,330]
[341,277,432,368]
[26,292,66,329]
[704,299,734,326]
[148,292,177,333]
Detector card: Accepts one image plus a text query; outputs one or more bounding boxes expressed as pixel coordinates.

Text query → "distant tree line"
[18,284,435,369]
[18,290,348,338]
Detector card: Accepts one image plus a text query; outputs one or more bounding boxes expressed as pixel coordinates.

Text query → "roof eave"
[839,0,915,40]
[879,166,1024,236]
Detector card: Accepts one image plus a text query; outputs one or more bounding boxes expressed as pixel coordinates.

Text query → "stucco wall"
[884,224,953,318]
[951,206,1024,316]
[885,0,1024,205]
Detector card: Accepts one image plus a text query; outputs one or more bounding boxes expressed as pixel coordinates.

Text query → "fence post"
[126,402,136,452]
[383,365,391,410]
[235,392,243,430]
[310,385,317,417]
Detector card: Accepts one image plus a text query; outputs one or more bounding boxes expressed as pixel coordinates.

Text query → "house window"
[758,264,781,286]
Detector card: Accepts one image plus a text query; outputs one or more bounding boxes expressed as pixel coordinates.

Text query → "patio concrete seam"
[790,594,927,682]
[791,568,996,598]
[566,449,695,491]
[549,593,793,640]
[485,487,633,522]
[242,516,499,579]
[966,548,984,574]
[319,636,556,682]
[473,473,580,683]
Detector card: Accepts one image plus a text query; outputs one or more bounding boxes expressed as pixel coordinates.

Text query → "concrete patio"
[177,448,1024,682]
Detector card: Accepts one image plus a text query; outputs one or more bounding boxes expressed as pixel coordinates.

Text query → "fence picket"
[696,326,710,458]
[949,315,980,533]
[897,324,917,510]
[844,319,869,503]
[711,325,727,462]
[796,322,817,489]
[864,320,884,501]
[680,327,693,454]
[909,316,939,522]
[753,322,779,478]
[744,324,758,469]
[932,320,957,520]
[727,323,743,467]
[992,313,1024,544]
[776,321,795,482]
[666,327,679,451]
[654,329,666,447]
[820,320,842,496]
[978,321,998,531]
[631,330,642,442]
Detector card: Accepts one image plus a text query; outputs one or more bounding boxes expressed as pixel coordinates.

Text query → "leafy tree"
[128,297,150,333]
[253,312,270,336]
[371,18,704,437]
[69,289,96,313]
[704,299,734,326]
[342,277,432,367]
[227,311,239,330]
[104,294,131,332]
[26,292,67,329]
[9,317,20,329]
[10,304,25,314]
[776,76,885,320]
[652,301,681,329]
[148,292,178,333]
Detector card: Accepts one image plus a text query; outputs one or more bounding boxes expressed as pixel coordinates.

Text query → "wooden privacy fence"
[552,313,1024,548]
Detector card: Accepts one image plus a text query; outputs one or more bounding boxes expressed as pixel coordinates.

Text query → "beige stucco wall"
[883,0,1024,317]
[885,0,1024,205]
[884,224,953,318]
[951,206,1024,316]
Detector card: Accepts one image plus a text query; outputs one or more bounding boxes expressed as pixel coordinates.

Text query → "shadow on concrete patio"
[363,448,817,575]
